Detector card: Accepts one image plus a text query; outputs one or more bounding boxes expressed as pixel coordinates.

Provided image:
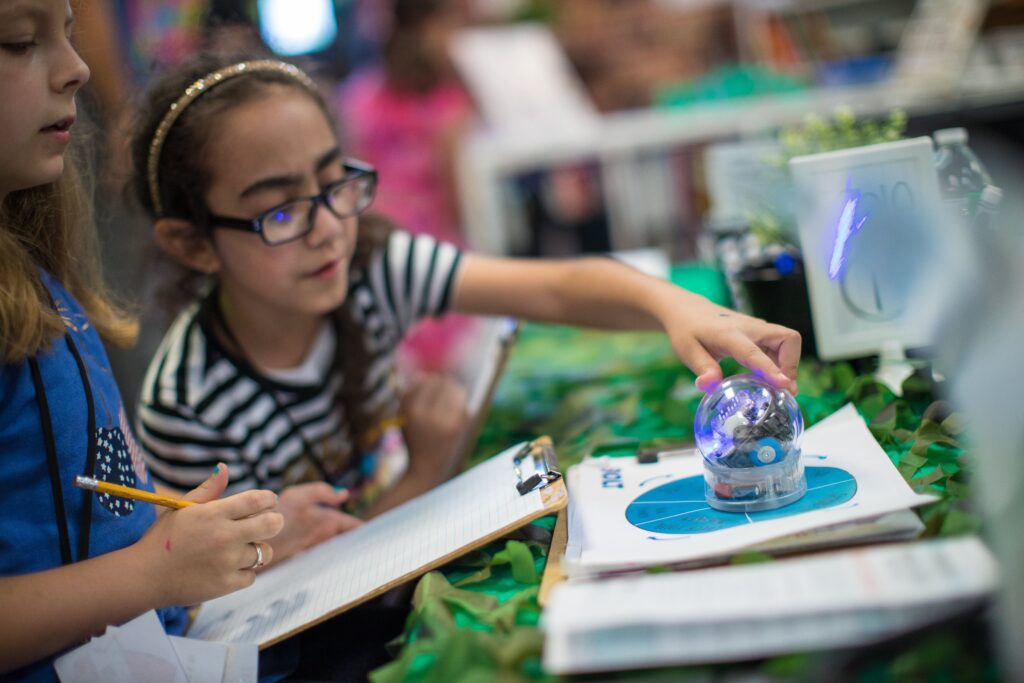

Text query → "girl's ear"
[153,218,221,274]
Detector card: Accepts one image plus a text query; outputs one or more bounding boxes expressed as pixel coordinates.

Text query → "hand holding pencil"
[89,464,285,606]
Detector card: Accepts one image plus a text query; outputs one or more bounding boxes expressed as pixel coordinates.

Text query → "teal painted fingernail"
[334,486,347,493]
[213,465,221,474]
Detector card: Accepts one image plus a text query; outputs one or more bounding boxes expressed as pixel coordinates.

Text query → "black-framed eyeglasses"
[207,158,377,246]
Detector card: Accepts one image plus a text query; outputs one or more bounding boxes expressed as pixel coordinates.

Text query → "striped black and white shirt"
[136,231,462,497]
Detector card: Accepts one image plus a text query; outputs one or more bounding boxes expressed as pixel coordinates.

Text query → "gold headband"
[146,60,317,217]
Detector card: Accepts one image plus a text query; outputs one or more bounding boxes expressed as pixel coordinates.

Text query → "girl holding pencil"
[0,2,283,679]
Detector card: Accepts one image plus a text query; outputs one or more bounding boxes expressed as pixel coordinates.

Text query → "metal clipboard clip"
[513,437,562,495]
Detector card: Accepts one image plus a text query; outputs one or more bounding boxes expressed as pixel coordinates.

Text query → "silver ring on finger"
[247,541,265,570]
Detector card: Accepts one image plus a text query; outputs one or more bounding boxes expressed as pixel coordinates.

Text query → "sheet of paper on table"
[54,610,257,683]
[543,536,999,674]
[565,404,934,576]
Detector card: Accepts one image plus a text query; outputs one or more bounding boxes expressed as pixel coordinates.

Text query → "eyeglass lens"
[261,175,374,244]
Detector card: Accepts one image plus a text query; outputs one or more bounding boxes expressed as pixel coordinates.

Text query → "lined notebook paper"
[189,441,564,646]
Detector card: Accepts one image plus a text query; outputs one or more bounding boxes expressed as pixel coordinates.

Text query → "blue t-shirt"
[0,273,187,682]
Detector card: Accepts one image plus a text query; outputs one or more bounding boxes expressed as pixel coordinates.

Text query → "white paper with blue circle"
[564,404,935,576]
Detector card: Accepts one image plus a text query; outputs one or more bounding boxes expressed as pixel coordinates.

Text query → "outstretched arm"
[451,254,801,393]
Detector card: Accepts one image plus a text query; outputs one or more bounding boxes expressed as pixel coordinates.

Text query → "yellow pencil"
[73,475,194,510]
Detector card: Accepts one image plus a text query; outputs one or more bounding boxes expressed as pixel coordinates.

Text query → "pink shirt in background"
[336,69,477,372]
[336,68,474,247]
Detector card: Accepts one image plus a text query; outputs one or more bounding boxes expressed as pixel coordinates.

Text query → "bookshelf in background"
[453,0,1024,258]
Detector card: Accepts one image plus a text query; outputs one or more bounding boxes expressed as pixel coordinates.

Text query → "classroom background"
[72,0,1024,680]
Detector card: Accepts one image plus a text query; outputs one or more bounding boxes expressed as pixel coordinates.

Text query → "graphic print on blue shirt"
[88,404,150,518]
[94,408,143,516]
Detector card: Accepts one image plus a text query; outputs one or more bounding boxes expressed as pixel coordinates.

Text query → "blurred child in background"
[336,0,478,374]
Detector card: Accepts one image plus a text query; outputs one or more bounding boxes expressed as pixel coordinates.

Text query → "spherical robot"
[694,374,806,512]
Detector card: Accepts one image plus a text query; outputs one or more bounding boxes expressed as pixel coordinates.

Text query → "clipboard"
[455,317,520,464]
[188,437,566,648]
[538,508,568,607]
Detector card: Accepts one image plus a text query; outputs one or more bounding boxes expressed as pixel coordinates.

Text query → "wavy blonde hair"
[0,141,137,363]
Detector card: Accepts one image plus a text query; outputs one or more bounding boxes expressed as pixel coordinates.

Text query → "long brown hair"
[128,54,391,449]
[0,132,137,363]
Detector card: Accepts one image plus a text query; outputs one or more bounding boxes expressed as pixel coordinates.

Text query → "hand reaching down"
[664,297,801,395]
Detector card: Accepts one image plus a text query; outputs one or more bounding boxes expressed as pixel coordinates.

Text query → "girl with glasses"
[129,55,802,569]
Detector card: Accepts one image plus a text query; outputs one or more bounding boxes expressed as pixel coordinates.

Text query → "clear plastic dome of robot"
[695,375,806,512]
[695,374,803,467]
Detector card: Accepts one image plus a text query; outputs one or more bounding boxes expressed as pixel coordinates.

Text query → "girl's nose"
[54,36,90,94]
[305,201,353,248]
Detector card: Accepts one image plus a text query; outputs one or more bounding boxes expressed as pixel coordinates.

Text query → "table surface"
[368,265,994,683]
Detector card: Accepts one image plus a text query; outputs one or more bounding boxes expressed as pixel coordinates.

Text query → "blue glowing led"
[828,179,869,281]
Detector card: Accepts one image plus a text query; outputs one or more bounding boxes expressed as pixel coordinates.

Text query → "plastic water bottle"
[973,185,1003,232]
[933,127,992,219]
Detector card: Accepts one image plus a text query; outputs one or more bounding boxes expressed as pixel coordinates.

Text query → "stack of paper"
[54,611,256,683]
[543,536,998,674]
[542,404,997,675]
[564,404,935,577]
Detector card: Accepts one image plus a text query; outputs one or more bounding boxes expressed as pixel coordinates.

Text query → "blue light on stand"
[828,179,869,281]
[695,375,806,512]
